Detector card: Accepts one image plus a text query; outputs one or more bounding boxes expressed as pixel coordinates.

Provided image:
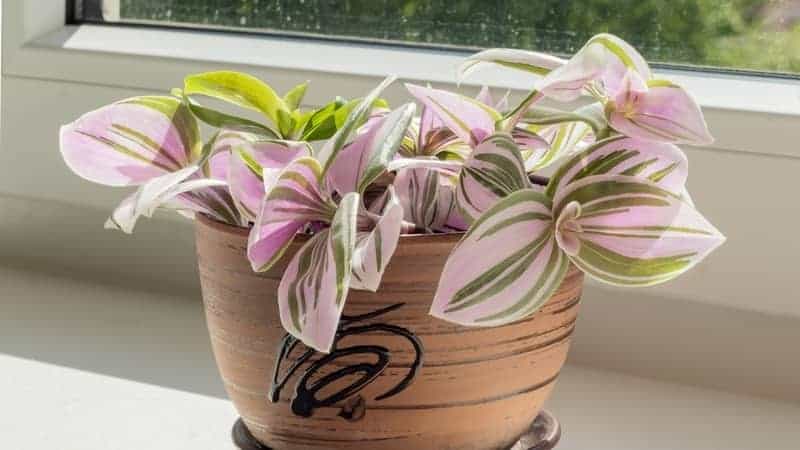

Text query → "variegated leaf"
[171,184,242,225]
[327,103,416,195]
[522,119,593,172]
[105,165,227,233]
[184,71,290,128]
[394,167,462,232]
[413,105,467,157]
[278,192,359,352]
[459,48,566,80]
[248,157,336,272]
[608,77,713,145]
[316,76,397,174]
[60,96,200,186]
[553,175,725,286]
[386,157,462,173]
[534,33,651,102]
[457,133,531,223]
[546,136,688,198]
[432,189,568,326]
[351,187,404,291]
[405,83,501,147]
[218,131,310,221]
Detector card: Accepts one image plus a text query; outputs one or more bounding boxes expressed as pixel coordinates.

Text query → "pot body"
[195,215,583,450]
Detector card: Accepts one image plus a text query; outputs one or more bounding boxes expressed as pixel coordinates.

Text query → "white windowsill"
[15,23,800,115]
[2,265,799,450]
[5,22,800,159]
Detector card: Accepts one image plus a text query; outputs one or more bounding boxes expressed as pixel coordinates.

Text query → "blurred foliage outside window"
[96,0,800,75]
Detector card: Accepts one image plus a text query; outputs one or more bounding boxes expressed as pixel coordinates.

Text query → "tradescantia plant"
[60,34,724,352]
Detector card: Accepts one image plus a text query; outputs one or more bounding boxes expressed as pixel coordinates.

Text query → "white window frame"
[5,1,800,159]
[4,1,800,322]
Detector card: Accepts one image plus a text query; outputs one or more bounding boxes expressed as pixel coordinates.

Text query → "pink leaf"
[535,33,651,102]
[60,96,199,186]
[277,192,359,352]
[546,135,688,198]
[351,187,404,291]
[105,165,226,233]
[405,84,500,147]
[327,104,416,195]
[552,175,725,286]
[432,189,567,326]
[247,157,334,272]
[394,166,462,232]
[219,131,310,221]
[608,78,714,145]
[456,133,531,223]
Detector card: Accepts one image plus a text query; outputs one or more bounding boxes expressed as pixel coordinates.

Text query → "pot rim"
[196,213,465,244]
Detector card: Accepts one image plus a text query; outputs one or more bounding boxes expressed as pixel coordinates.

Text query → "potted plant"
[59,34,724,450]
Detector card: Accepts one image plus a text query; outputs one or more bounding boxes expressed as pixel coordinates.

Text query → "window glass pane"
[81,1,800,75]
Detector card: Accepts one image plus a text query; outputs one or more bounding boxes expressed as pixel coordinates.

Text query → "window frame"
[6,1,800,160]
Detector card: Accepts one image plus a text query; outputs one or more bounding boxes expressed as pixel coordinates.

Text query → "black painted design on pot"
[270,303,424,419]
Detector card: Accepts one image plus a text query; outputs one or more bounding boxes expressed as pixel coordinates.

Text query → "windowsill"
[19,23,800,114]
[6,23,800,158]
[2,264,799,450]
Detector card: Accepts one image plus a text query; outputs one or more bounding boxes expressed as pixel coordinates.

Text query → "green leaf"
[301,98,346,141]
[184,71,290,128]
[283,81,308,110]
[173,89,279,138]
[276,108,295,139]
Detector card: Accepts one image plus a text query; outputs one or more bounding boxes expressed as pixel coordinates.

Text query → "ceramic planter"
[195,214,583,450]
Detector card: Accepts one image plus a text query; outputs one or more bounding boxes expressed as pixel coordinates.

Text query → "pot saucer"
[232,410,561,450]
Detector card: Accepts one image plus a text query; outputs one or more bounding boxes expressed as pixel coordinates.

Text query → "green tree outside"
[119,0,800,74]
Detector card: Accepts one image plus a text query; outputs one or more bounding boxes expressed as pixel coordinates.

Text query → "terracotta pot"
[195,214,583,450]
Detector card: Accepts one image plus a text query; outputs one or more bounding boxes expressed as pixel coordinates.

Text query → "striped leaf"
[278,192,360,352]
[432,189,568,326]
[316,76,397,174]
[184,71,289,129]
[459,48,566,79]
[456,133,531,224]
[553,175,725,286]
[327,103,416,195]
[247,157,336,272]
[394,167,464,232]
[546,136,687,198]
[607,74,713,145]
[533,33,651,102]
[351,187,404,291]
[411,104,465,157]
[476,86,510,113]
[405,83,501,147]
[522,119,593,172]
[387,157,463,173]
[105,165,227,233]
[170,184,243,225]
[217,131,310,221]
[60,96,200,187]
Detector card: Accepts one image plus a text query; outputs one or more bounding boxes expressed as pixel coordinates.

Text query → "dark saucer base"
[233,410,561,450]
